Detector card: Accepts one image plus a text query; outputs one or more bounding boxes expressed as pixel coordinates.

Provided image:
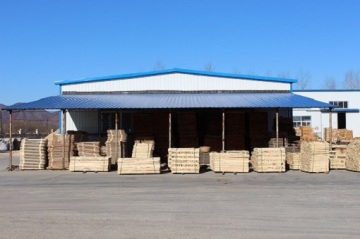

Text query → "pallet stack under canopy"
[105,129,127,164]
[329,145,347,169]
[132,141,154,158]
[20,139,48,170]
[286,152,301,170]
[268,138,288,148]
[168,148,200,174]
[300,141,330,173]
[117,157,161,174]
[345,140,360,172]
[76,142,102,157]
[69,156,110,172]
[210,151,250,173]
[251,147,286,172]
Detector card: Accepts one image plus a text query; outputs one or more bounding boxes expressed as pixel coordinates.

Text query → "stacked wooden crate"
[300,126,319,140]
[69,156,110,172]
[132,141,154,158]
[199,153,210,165]
[329,145,347,169]
[251,147,286,172]
[286,152,301,170]
[324,128,338,142]
[210,151,250,173]
[105,129,127,164]
[268,138,288,148]
[70,141,110,172]
[168,148,200,174]
[345,140,360,172]
[338,129,353,141]
[19,139,48,170]
[47,131,87,169]
[117,157,161,174]
[300,141,330,173]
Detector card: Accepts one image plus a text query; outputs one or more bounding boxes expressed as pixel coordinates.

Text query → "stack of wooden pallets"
[268,138,289,148]
[210,151,250,173]
[47,131,87,170]
[168,148,200,174]
[251,147,286,172]
[300,141,330,173]
[19,139,48,170]
[76,142,102,157]
[105,129,127,164]
[117,157,161,174]
[324,128,338,142]
[69,156,110,172]
[329,145,347,169]
[345,140,360,172]
[199,153,210,166]
[286,152,301,170]
[132,141,154,158]
[338,129,353,141]
[300,126,319,140]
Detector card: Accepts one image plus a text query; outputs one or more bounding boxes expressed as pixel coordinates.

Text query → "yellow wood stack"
[132,141,154,158]
[117,157,160,174]
[168,148,200,174]
[299,126,319,141]
[345,139,360,172]
[69,156,110,172]
[329,145,347,169]
[76,142,102,157]
[324,128,353,142]
[300,141,330,173]
[105,129,127,164]
[19,138,48,170]
[268,138,288,148]
[210,151,250,173]
[338,129,353,141]
[286,152,301,170]
[251,148,286,172]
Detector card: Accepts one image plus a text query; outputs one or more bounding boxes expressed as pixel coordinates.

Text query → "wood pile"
[117,157,161,174]
[251,147,286,172]
[268,138,288,148]
[132,141,154,158]
[76,142,102,157]
[19,139,48,170]
[329,145,347,169]
[345,139,360,172]
[168,148,200,174]
[69,156,110,172]
[299,126,319,140]
[286,152,301,170]
[210,151,250,173]
[324,128,353,142]
[300,141,330,173]
[105,129,127,164]
[47,131,87,170]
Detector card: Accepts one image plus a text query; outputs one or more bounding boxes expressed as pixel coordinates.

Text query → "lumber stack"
[105,129,127,164]
[69,156,110,172]
[19,138,48,170]
[329,145,347,169]
[76,142,102,157]
[251,147,286,173]
[47,131,87,169]
[199,152,210,165]
[268,138,288,148]
[300,141,330,173]
[210,151,250,173]
[132,141,154,158]
[345,140,360,172]
[286,152,301,170]
[117,157,161,174]
[338,129,353,141]
[299,126,319,141]
[168,148,200,174]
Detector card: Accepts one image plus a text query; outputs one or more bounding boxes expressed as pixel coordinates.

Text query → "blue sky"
[1,0,359,105]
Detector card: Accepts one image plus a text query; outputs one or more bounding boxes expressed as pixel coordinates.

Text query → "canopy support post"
[115,111,119,161]
[62,109,67,170]
[222,109,225,152]
[8,110,13,171]
[276,109,279,148]
[169,111,172,148]
[329,107,333,150]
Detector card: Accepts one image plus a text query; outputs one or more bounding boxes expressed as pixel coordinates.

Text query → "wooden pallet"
[117,157,161,174]
[210,151,249,173]
[19,138,48,170]
[345,139,360,172]
[251,147,286,173]
[69,156,110,172]
[168,148,200,174]
[300,141,330,173]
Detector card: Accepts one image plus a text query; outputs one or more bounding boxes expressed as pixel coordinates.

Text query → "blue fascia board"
[55,68,297,86]
[294,89,360,92]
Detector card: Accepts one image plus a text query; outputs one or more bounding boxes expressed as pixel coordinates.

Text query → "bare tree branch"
[343,70,360,89]
[323,77,337,89]
[277,71,291,78]
[232,66,240,74]
[153,59,165,70]
[295,69,311,90]
[204,61,215,72]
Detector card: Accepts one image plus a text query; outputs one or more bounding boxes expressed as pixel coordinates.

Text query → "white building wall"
[293,91,360,138]
[66,110,99,134]
[61,73,290,92]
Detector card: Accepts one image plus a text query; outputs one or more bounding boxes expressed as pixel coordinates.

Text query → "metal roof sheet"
[55,68,297,86]
[4,93,332,110]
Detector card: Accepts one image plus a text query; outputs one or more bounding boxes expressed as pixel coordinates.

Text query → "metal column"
[8,110,13,171]
[169,112,172,148]
[115,111,119,161]
[222,110,225,152]
[276,109,279,148]
[62,109,67,170]
[329,107,333,149]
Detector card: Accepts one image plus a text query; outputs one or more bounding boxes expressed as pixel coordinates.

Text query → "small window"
[329,101,348,108]
[293,115,311,127]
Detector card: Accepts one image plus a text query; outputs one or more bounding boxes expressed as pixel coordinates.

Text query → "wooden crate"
[300,141,330,173]
[210,151,249,173]
[19,138,48,170]
[69,156,110,172]
[117,157,160,174]
[345,139,360,172]
[286,152,301,170]
[251,147,286,173]
[168,148,200,174]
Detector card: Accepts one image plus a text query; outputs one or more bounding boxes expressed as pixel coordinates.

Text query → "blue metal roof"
[4,93,332,110]
[55,68,297,85]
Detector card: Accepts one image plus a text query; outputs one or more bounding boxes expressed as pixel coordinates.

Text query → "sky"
[1,0,360,105]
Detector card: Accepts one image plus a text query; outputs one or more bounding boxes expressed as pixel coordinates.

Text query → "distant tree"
[232,66,240,74]
[204,61,215,72]
[343,70,360,89]
[277,71,291,78]
[323,77,337,89]
[295,69,311,90]
[265,70,273,77]
[153,59,165,70]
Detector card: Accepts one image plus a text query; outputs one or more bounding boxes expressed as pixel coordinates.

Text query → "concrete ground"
[0,151,359,239]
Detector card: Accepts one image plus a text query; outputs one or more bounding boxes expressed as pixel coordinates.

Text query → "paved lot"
[0,151,359,239]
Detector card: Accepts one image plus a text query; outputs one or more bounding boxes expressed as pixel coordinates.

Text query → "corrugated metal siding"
[61,73,290,92]
[5,93,332,110]
[67,110,98,133]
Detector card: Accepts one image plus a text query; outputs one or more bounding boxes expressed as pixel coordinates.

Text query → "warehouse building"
[293,90,360,138]
[5,68,331,163]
